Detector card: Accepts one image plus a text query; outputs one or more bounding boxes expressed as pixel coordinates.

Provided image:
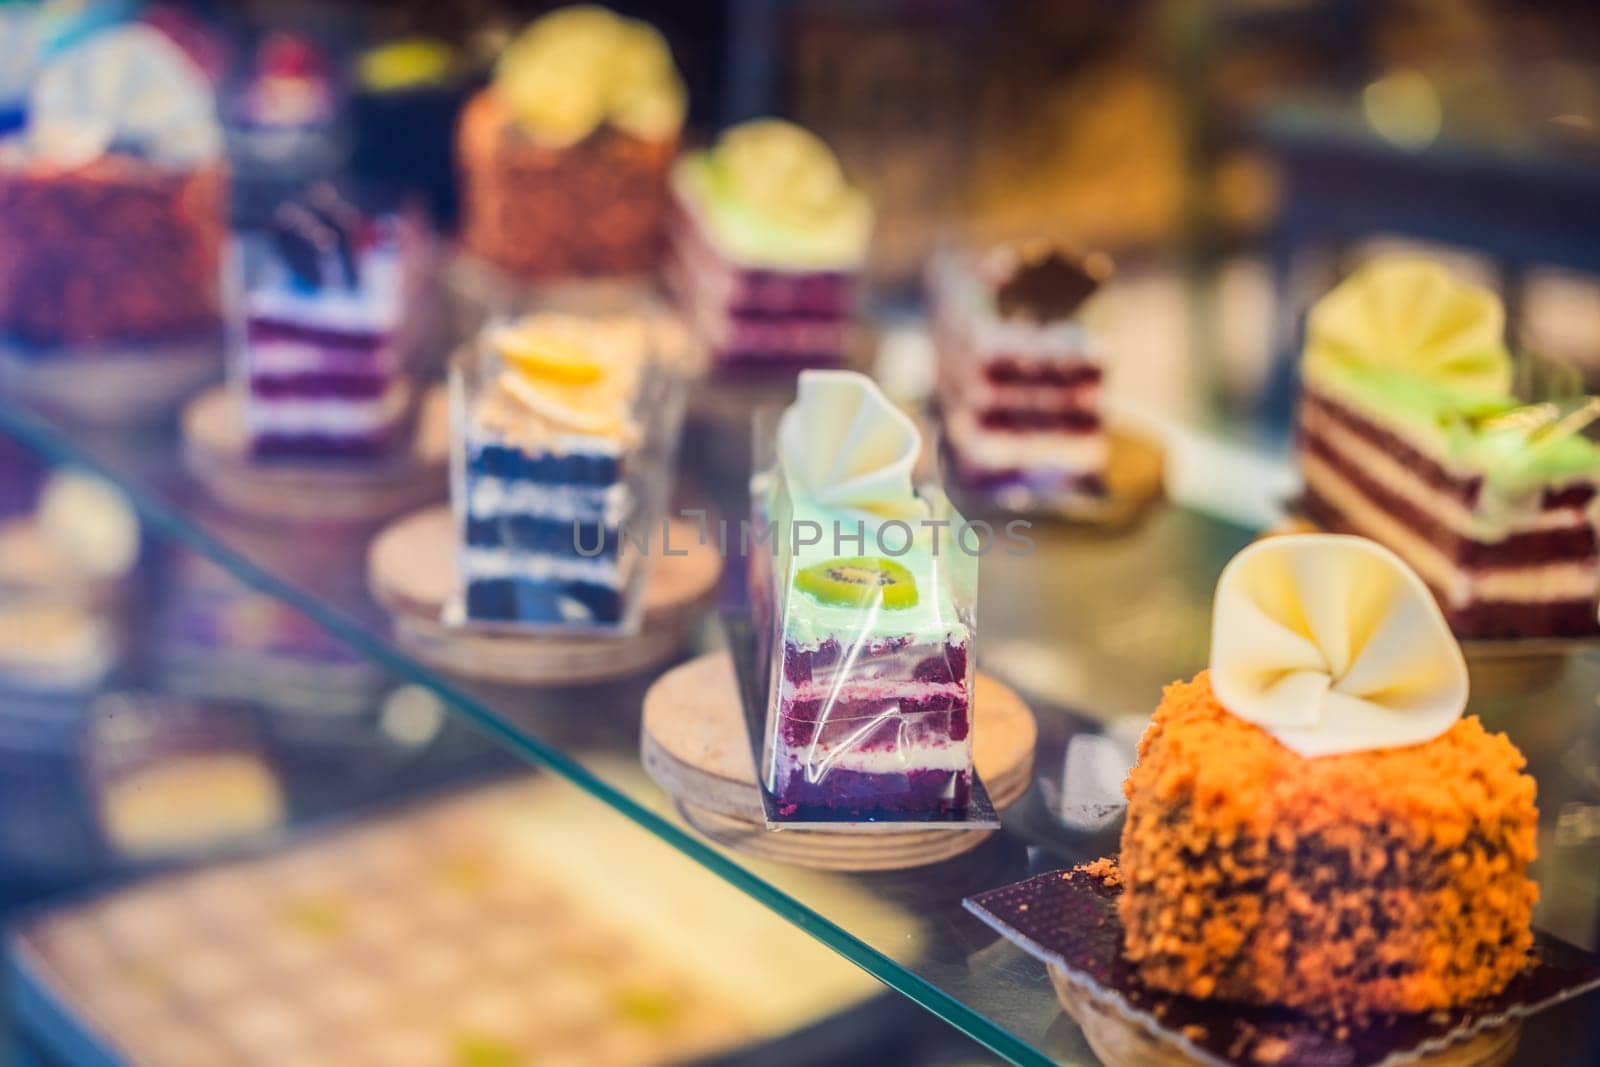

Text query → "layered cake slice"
[934,241,1110,508]
[457,7,684,279]
[667,119,871,377]
[455,313,651,628]
[1120,535,1536,1020]
[1297,257,1600,638]
[756,371,974,818]
[243,186,413,458]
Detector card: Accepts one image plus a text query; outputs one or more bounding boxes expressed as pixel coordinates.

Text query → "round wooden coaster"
[368,507,722,686]
[1047,966,1521,1067]
[181,384,449,523]
[641,650,1037,871]
[0,338,220,427]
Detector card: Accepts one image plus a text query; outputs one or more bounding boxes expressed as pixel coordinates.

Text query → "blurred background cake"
[456,6,685,281]
[934,240,1112,511]
[0,23,225,353]
[241,184,417,460]
[667,118,871,379]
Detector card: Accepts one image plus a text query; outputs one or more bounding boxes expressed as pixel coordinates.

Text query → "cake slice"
[935,241,1110,508]
[756,371,974,818]
[1297,257,1600,638]
[243,186,413,459]
[456,7,684,279]
[455,312,651,628]
[667,119,871,377]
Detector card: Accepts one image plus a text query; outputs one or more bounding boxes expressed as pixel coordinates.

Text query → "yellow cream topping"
[493,5,685,147]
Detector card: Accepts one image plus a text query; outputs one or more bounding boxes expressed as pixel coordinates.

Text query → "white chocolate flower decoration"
[1209,534,1468,758]
[778,370,921,520]
[1305,256,1511,395]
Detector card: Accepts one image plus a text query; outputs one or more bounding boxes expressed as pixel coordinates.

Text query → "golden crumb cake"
[1117,534,1538,1020]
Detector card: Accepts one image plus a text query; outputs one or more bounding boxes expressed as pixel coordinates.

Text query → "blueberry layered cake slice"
[934,241,1111,508]
[1297,257,1600,638]
[243,186,412,459]
[666,119,871,378]
[456,314,647,628]
[757,371,975,819]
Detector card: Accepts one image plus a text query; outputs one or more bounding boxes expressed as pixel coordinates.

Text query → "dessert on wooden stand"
[181,186,446,522]
[643,370,1039,869]
[0,24,227,423]
[367,308,719,685]
[454,5,684,308]
[965,535,1600,1067]
[1297,257,1600,640]
[933,240,1162,523]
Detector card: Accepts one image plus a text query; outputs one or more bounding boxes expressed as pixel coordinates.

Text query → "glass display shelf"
[3,393,1599,1066]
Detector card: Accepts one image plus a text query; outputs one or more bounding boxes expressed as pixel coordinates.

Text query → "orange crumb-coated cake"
[1118,670,1538,1020]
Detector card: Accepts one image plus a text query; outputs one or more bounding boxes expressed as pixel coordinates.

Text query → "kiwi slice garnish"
[794,557,918,609]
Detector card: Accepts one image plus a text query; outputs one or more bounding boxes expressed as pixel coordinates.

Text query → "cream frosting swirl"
[777,370,920,521]
[1209,534,1468,758]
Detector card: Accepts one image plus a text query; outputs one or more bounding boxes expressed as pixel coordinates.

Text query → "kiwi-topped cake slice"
[757,370,975,822]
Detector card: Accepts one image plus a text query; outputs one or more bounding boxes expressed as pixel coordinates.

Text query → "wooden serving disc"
[181,384,449,523]
[641,650,1037,871]
[368,507,722,686]
[1047,966,1521,1067]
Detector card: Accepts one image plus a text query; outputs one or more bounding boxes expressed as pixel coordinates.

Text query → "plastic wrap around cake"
[749,371,995,827]
[236,186,423,460]
[448,309,686,634]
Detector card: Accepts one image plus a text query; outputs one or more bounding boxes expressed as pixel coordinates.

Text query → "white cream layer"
[773,741,971,779]
[461,547,624,585]
[945,409,1107,469]
[246,387,407,435]
[1301,401,1589,541]
[467,477,631,525]
[1302,450,1600,606]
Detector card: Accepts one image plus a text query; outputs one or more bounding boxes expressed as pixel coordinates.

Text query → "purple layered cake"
[934,241,1111,508]
[667,119,870,378]
[243,186,412,459]
[1297,257,1600,638]
[756,371,975,819]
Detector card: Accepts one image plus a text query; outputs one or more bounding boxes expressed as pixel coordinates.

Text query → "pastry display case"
[5,3,1600,1066]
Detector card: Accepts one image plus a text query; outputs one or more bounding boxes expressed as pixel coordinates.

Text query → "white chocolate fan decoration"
[777,370,920,520]
[1209,534,1468,758]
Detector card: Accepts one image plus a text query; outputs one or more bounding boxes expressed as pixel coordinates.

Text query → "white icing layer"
[944,409,1107,469]
[1302,450,1600,605]
[460,547,624,585]
[246,386,407,435]
[467,477,630,525]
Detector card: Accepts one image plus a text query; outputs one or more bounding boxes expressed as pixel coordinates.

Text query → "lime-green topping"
[1305,258,1600,493]
[612,986,682,1031]
[357,38,459,92]
[795,557,918,610]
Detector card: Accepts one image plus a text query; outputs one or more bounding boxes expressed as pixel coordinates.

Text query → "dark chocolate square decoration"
[965,868,1600,1067]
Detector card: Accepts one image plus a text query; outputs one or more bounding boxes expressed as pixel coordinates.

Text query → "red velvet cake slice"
[1297,258,1600,638]
[934,241,1111,508]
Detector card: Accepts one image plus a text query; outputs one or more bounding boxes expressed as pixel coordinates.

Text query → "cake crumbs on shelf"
[1075,857,1122,887]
